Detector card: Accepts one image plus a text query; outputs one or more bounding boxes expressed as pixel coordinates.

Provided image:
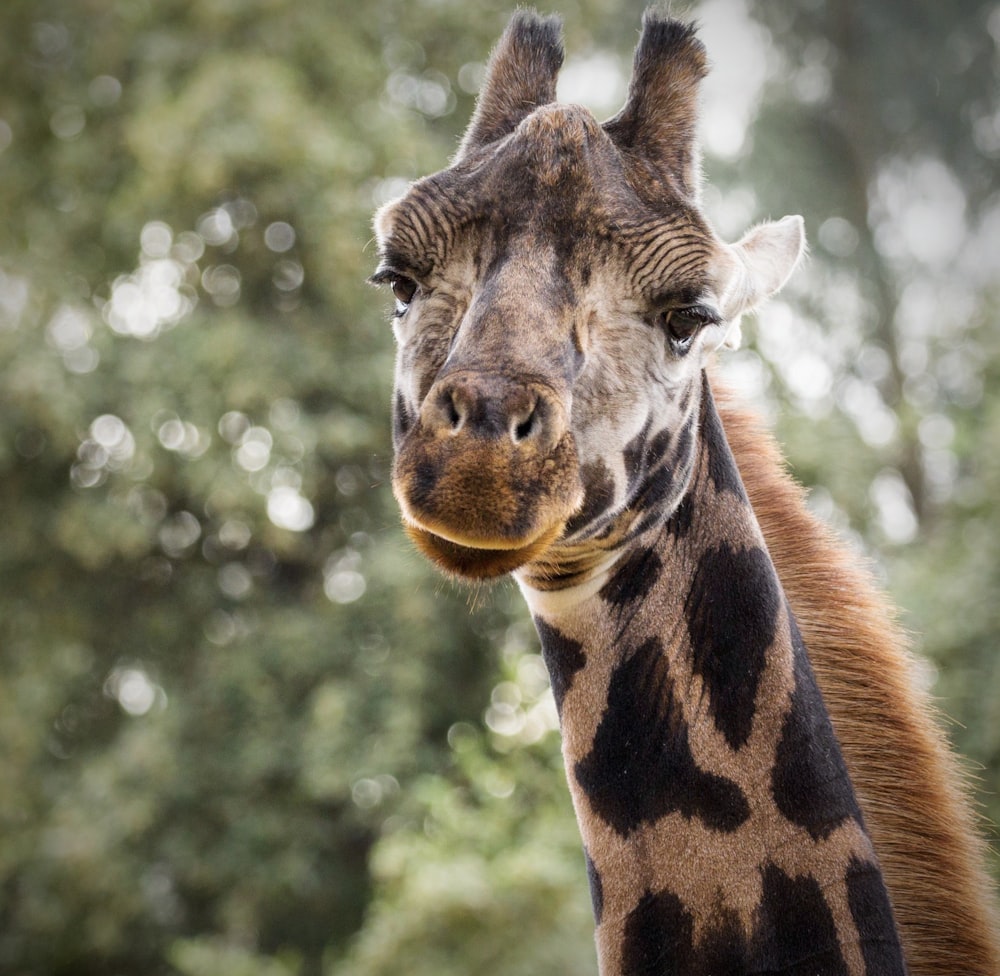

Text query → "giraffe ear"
[455,11,564,160]
[716,216,807,350]
[603,12,707,196]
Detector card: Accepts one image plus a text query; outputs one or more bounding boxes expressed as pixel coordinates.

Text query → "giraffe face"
[372,15,803,579]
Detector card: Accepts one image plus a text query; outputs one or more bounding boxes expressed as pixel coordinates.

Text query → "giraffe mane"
[713,375,1000,974]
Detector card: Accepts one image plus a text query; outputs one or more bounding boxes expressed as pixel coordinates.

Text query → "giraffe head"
[372,10,804,579]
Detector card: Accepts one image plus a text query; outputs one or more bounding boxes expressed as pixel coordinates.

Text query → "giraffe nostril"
[446,392,463,430]
[513,409,537,443]
[434,386,467,432]
[425,375,563,449]
[512,397,543,443]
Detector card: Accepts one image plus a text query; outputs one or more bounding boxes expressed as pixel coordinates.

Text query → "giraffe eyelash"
[370,268,421,316]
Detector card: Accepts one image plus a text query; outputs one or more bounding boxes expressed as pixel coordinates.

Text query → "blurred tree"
[0,0,996,974]
[0,0,518,972]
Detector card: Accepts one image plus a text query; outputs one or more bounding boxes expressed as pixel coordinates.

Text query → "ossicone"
[603,10,707,196]
[456,10,564,160]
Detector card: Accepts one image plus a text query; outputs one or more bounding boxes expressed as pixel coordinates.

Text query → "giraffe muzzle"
[392,371,583,578]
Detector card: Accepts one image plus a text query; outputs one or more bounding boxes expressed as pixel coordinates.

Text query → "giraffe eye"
[391,275,418,311]
[660,305,719,354]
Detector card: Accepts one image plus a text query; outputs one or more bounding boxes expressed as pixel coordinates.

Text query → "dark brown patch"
[684,544,779,750]
[405,457,442,513]
[623,416,653,484]
[630,416,698,535]
[771,610,864,841]
[620,888,694,976]
[664,491,694,538]
[564,459,616,535]
[574,637,749,836]
[392,390,413,444]
[585,849,604,924]
[533,617,586,716]
[599,545,661,608]
[620,889,748,976]
[753,863,851,975]
[700,377,749,503]
[845,856,907,975]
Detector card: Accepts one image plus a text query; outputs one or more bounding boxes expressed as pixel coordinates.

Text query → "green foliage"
[0,1,508,972]
[332,729,598,976]
[0,0,997,974]
[171,938,300,976]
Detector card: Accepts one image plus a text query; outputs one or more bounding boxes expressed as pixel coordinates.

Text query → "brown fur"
[714,378,1000,975]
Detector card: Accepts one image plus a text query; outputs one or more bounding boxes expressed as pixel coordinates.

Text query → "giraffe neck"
[519,383,907,976]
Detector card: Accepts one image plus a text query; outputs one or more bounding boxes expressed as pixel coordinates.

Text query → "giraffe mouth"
[392,433,583,580]
[403,520,567,579]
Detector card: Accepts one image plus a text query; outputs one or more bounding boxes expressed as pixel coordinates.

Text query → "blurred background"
[1,0,998,973]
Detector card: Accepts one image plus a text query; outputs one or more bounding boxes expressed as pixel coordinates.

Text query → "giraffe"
[370,10,1000,975]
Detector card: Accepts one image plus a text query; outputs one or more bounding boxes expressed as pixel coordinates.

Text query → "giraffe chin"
[404,522,564,580]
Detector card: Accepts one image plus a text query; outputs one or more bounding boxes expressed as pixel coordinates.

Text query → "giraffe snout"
[391,369,582,579]
[422,371,566,455]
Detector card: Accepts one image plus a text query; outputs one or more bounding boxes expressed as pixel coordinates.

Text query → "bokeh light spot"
[264,221,296,252]
[870,469,918,544]
[105,258,195,339]
[218,519,252,550]
[196,208,235,247]
[159,511,202,557]
[323,549,366,604]
[104,666,164,717]
[235,426,272,472]
[50,105,85,140]
[88,75,122,107]
[201,264,241,307]
[218,562,253,599]
[266,486,315,532]
[272,259,304,292]
[818,217,860,258]
[46,304,91,351]
[141,221,173,259]
[218,411,251,444]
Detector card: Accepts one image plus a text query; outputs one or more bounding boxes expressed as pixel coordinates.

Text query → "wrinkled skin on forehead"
[372,14,802,579]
